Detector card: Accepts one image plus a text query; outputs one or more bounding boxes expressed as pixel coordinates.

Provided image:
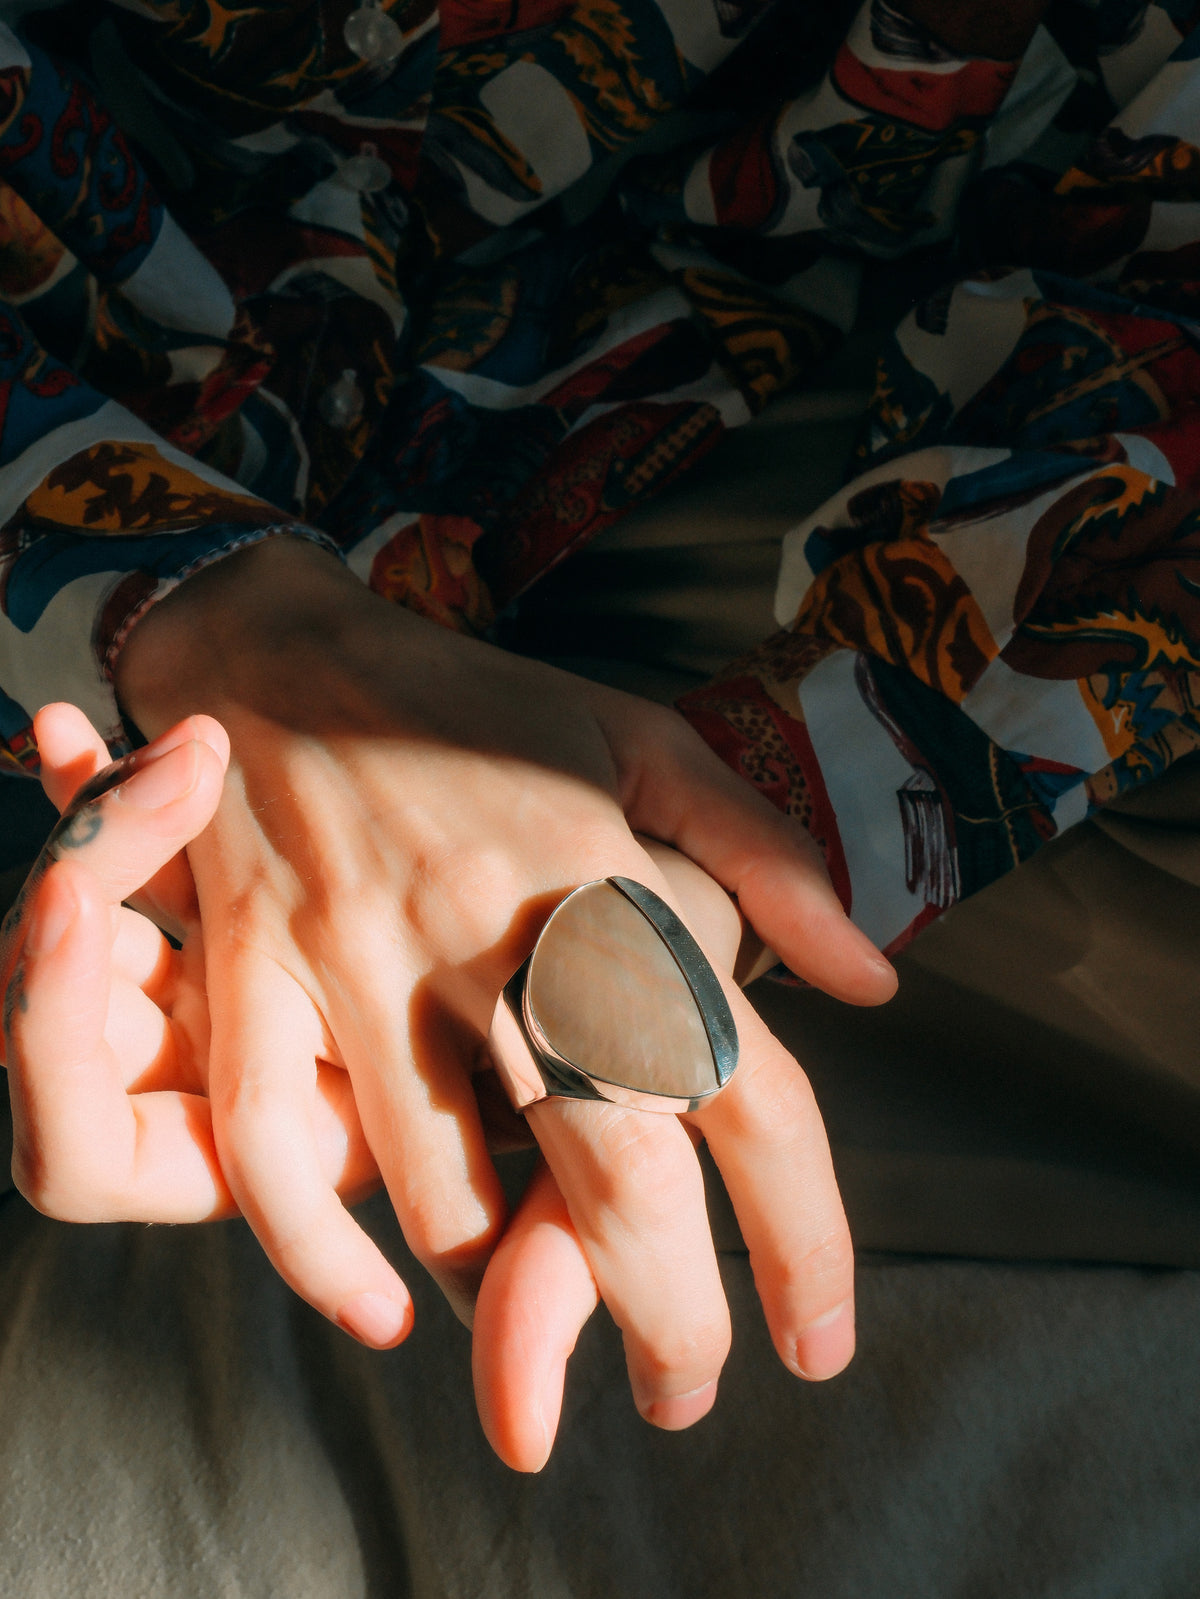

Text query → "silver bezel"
[488,876,738,1115]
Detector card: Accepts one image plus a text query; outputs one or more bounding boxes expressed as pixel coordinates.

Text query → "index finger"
[594,696,896,1005]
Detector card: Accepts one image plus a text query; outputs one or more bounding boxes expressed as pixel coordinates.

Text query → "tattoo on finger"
[51,807,105,853]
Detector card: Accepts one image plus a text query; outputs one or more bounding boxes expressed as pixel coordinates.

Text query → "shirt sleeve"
[680,265,1200,958]
[0,295,334,770]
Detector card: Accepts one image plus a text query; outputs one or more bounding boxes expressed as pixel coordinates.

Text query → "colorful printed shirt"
[3,0,1200,954]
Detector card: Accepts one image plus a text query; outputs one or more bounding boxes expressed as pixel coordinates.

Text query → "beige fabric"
[752,760,1200,1266]
[4,1186,1200,1599]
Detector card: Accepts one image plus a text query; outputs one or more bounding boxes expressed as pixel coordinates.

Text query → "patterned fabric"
[0,0,849,761]
[680,1,1200,952]
[5,0,1200,956]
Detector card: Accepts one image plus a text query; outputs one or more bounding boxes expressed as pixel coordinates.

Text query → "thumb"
[44,731,227,909]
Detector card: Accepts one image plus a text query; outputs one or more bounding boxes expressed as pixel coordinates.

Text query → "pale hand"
[108,537,896,1462]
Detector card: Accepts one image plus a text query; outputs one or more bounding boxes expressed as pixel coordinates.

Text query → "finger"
[473,1159,599,1472]
[528,1097,730,1430]
[31,708,230,937]
[691,990,856,1382]
[35,704,230,813]
[207,946,414,1348]
[33,702,112,811]
[313,1061,382,1204]
[635,837,855,1372]
[5,858,235,1220]
[45,736,226,912]
[635,837,744,971]
[333,980,509,1327]
[106,974,176,1091]
[596,697,896,1005]
[111,904,175,991]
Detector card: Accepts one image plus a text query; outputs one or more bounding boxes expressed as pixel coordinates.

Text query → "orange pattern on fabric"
[1057,138,1200,198]
[793,528,996,702]
[0,184,68,302]
[26,442,271,533]
[554,0,671,146]
[1087,675,1200,805]
[368,512,494,631]
[1062,463,1165,543]
[680,266,839,412]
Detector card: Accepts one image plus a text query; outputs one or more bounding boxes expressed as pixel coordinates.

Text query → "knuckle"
[11,1138,53,1211]
[780,1226,856,1305]
[588,1112,693,1217]
[634,1314,732,1387]
[715,1060,820,1151]
[403,1187,505,1268]
[634,698,686,749]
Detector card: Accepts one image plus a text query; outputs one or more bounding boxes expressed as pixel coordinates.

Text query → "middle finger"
[527,1096,731,1428]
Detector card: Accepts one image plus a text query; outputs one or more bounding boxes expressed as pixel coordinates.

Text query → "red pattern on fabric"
[678,671,852,913]
[1084,308,1200,413]
[368,512,491,630]
[488,401,724,604]
[23,363,78,399]
[0,111,40,168]
[2,723,38,771]
[832,48,1016,132]
[539,322,678,414]
[1130,409,1200,491]
[49,77,90,181]
[440,0,575,48]
[707,111,781,231]
[165,343,275,456]
[0,66,25,140]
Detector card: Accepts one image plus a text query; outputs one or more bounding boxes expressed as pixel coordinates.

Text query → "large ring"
[488,877,738,1115]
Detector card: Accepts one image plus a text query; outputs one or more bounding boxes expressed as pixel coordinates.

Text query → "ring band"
[488,876,738,1115]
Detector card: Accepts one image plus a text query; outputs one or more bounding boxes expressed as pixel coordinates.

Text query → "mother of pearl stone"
[526,880,719,1101]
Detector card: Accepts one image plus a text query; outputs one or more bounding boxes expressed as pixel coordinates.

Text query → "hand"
[113,537,896,1427]
[0,704,379,1222]
[473,838,841,1471]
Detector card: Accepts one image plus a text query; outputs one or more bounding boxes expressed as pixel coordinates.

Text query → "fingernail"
[26,871,75,956]
[113,741,201,810]
[336,1291,412,1348]
[638,1380,718,1431]
[532,1403,554,1473]
[793,1299,855,1380]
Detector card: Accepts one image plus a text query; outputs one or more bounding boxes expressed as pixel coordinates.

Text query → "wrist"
[113,535,404,739]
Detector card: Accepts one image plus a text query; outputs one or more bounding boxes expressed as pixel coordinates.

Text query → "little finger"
[691,988,855,1382]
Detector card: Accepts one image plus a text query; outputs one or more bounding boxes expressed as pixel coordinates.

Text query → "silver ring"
[488,877,738,1115]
